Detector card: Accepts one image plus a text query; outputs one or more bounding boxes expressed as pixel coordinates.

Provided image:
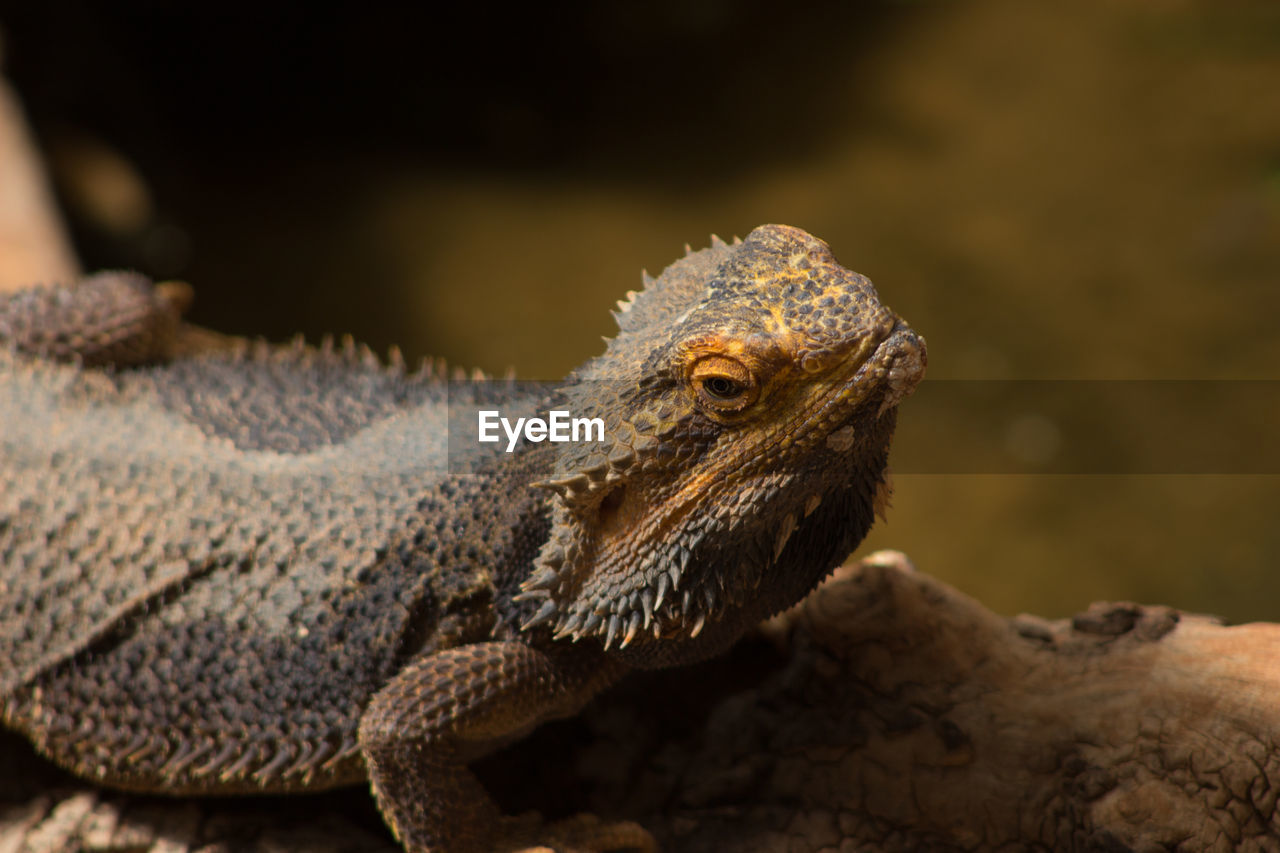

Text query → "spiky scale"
[559,474,591,492]
[605,614,622,650]
[117,731,152,762]
[655,571,675,612]
[251,747,293,784]
[678,546,693,572]
[195,740,241,779]
[621,612,641,649]
[523,599,558,630]
[640,588,655,628]
[281,740,317,779]
[526,566,560,589]
[554,610,584,641]
[534,480,569,497]
[302,741,334,781]
[219,748,259,783]
[774,513,797,561]
[387,345,406,371]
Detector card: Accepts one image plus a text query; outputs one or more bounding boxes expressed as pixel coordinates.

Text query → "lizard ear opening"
[598,484,625,527]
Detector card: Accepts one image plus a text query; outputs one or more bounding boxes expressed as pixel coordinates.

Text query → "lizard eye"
[689,355,758,413]
[702,376,742,399]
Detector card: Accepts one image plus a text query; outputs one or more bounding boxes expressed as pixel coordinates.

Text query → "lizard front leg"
[358,640,654,853]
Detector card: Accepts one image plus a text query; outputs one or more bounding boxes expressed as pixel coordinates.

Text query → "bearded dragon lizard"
[0,225,925,852]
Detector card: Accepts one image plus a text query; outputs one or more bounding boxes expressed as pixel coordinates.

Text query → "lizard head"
[517,224,925,660]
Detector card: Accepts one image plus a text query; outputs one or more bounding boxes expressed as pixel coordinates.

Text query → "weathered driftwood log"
[630,552,1280,851]
[3,551,1277,852]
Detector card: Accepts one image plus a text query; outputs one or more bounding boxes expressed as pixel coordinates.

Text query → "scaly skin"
[0,225,925,852]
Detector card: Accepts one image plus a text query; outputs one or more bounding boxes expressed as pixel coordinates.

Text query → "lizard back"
[0,341,533,696]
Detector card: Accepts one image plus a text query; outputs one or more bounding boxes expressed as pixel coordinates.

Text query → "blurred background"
[1,0,1277,621]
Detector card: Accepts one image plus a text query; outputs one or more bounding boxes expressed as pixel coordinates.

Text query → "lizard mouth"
[869,319,927,416]
[795,315,926,444]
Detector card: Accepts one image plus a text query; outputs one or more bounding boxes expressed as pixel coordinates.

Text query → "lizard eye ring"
[689,355,758,413]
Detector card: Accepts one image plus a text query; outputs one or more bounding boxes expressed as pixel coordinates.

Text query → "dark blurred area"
[2,0,1278,620]
[0,0,901,364]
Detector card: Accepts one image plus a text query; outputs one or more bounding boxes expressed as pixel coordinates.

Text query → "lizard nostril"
[801,353,826,374]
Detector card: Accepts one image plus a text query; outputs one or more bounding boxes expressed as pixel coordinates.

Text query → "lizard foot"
[506,813,657,853]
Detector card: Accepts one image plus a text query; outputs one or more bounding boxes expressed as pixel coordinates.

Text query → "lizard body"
[0,225,925,852]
